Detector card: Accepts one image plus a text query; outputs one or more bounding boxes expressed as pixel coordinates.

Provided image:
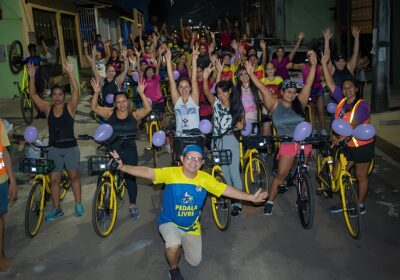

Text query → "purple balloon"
[331,119,353,137]
[293,121,312,141]
[106,94,114,104]
[94,124,113,142]
[132,71,139,82]
[24,126,39,143]
[173,70,180,80]
[241,121,252,136]
[326,103,337,114]
[152,130,166,147]
[199,119,212,134]
[353,124,376,140]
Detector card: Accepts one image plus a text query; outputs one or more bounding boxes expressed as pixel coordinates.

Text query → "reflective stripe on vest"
[335,98,373,147]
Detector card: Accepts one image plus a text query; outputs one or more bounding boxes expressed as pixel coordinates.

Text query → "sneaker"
[129,207,140,220]
[329,203,343,213]
[231,205,242,217]
[360,204,366,215]
[169,267,184,280]
[264,201,274,215]
[45,208,64,221]
[75,203,85,217]
[321,128,328,136]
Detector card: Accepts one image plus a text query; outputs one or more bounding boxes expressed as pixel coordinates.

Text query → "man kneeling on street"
[110,144,268,280]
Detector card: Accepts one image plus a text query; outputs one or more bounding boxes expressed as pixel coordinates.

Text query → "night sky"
[158,0,241,30]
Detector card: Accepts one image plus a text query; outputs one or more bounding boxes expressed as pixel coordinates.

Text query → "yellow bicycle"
[79,134,129,238]
[204,134,233,231]
[21,143,70,238]
[161,80,175,115]
[145,108,163,167]
[240,134,270,195]
[14,66,34,124]
[316,139,364,239]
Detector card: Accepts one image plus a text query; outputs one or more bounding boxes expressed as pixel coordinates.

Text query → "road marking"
[376,201,400,218]
[106,239,153,262]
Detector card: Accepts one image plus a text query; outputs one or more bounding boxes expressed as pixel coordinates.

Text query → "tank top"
[272,102,304,137]
[241,88,257,122]
[174,96,200,134]
[48,103,77,148]
[333,67,353,87]
[101,78,119,107]
[107,109,137,149]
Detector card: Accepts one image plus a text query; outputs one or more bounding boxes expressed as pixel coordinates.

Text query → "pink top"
[241,89,257,121]
[302,64,323,92]
[145,74,163,103]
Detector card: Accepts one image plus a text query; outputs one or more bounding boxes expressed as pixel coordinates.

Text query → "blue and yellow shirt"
[153,167,227,235]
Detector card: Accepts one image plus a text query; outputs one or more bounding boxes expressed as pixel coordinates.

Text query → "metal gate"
[78,8,97,50]
[61,14,79,59]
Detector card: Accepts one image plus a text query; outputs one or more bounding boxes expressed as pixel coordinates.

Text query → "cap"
[182,145,204,157]
[334,52,347,61]
[280,79,298,91]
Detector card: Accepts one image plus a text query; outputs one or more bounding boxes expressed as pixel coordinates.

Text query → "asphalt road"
[1,96,400,280]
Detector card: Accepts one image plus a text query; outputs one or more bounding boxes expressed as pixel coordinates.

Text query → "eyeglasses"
[185,155,204,163]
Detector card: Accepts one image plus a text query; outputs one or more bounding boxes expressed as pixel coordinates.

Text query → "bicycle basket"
[88,156,109,176]
[19,158,55,174]
[173,135,205,161]
[242,135,268,149]
[206,149,232,166]
[146,111,163,122]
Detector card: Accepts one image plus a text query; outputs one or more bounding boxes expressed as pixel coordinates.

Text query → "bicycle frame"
[97,170,118,213]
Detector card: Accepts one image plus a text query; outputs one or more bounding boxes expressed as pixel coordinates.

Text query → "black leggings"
[115,144,138,204]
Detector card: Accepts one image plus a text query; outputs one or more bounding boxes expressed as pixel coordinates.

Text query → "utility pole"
[371,0,390,112]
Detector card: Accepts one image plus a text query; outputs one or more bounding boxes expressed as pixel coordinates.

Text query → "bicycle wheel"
[92,179,117,238]
[166,96,175,115]
[210,171,231,231]
[59,169,71,201]
[297,175,315,229]
[20,90,33,125]
[25,181,45,238]
[316,151,332,198]
[244,156,269,195]
[9,40,24,74]
[368,157,375,175]
[341,176,362,239]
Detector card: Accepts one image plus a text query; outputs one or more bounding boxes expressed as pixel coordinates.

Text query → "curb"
[375,136,400,162]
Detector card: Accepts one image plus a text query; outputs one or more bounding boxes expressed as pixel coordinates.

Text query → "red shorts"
[278,143,312,159]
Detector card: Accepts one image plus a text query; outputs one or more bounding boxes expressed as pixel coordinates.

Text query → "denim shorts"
[0,181,9,214]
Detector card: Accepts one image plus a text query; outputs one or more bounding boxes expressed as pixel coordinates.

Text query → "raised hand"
[164,48,172,61]
[203,64,215,80]
[121,46,128,58]
[260,39,266,50]
[90,78,101,93]
[351,26,361,38]
[83,40,88,48]
[244,60,255,74]
[27,63,36,78]
[298,32,305,41]
[208,42,215,53]
[231,40,238,50]
[63,59,74,73]
[323,27,333,40]
[215,59,223,72]
[92,45,97,58]
[137,77,147,93]
[118,36,123,44]
[192,45,200,59]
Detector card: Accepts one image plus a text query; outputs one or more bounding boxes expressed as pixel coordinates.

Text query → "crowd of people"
[0,15,375,279]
